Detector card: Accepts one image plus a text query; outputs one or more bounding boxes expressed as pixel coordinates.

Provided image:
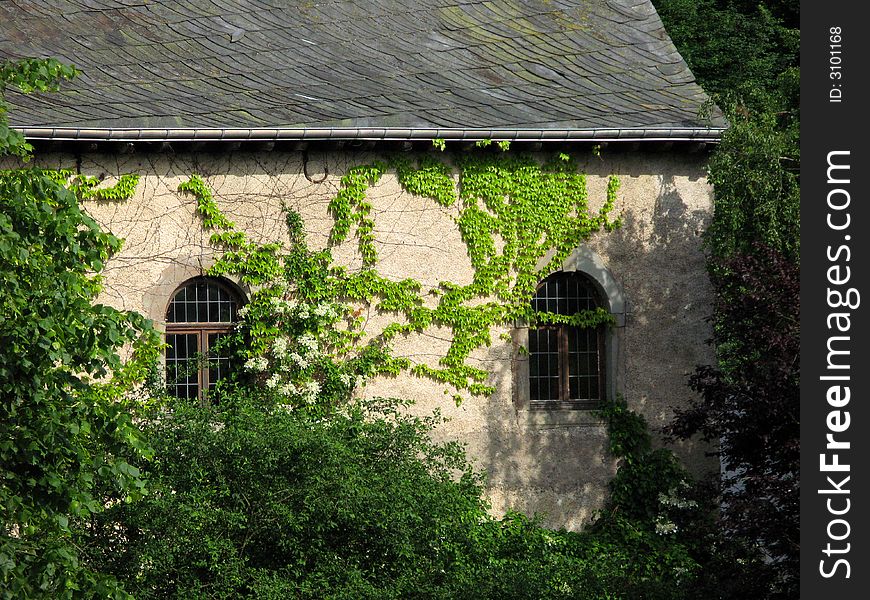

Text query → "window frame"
[164,277,241,401]
[526,271,606,411]
[528,322,606,411]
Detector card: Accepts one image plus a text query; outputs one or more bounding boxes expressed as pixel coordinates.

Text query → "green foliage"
[183,151,620,404]
[653,0,798,116]
[704,109,799,263]
[655,3,800,597]
[80,393,701,599]
[179,175,418,412]
[82,394,486,599]
[0,59,78,159]
[655,0,800,264]
[596,398,689,524]
[48,171,142,202]
[0,168,157,597]
[327,162,387,266]
[0,59,159,597]
[178,174,236,230]
[394,154,457,207]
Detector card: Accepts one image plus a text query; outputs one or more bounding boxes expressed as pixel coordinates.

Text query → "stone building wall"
[26,148,716,530]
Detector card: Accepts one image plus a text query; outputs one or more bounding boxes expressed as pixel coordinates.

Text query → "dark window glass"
[165,278,240,401]
[528,272,605,409]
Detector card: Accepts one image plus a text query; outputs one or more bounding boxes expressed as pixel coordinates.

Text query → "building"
[1,0,726,529]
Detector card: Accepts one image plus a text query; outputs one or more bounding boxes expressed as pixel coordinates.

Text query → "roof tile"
[1,0,725,133]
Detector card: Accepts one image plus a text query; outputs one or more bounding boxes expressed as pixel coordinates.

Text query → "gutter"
[16,126,725,143]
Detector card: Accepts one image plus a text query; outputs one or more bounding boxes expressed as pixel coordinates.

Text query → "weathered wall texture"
[26,149,716,530]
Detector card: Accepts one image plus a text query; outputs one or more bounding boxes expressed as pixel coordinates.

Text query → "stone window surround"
[164,276,245,401]
[512,247,626,427]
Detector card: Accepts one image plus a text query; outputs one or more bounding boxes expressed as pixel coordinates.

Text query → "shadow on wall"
[480,167,717,530]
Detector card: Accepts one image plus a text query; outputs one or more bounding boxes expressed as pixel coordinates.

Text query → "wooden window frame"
[528,322,605,411]
[527,272,606,411]
[165,278,240,402]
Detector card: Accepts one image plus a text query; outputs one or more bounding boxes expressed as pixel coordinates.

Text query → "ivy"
[327,162,387,266]
[68,173,141,202]
[526,307,614,328]
[393,154,457,207]
[193,149,622,402]
[178,174,237,232]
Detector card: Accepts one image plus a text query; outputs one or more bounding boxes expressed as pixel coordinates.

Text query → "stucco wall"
[22,148,716,530]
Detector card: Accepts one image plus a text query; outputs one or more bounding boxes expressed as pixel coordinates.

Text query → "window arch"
[165,277,241,400]
[528,271,605,410]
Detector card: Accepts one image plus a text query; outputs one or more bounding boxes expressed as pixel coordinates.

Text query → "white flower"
[298,333,318,353]
[288,352,309,369]
[272,337,289,357]
[297,304,310,319]
[244,356,268,372]
[654,517,678,535]
[237,304,250,318]
[266,373,281,389]
[313,303,330,317]
[304,380,321,395]
[279,382,298,397]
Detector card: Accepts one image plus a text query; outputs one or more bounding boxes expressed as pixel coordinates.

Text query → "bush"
[80,394,485,598]
[78,393,704,599]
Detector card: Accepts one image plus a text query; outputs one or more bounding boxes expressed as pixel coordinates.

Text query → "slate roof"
[0,0,726,142]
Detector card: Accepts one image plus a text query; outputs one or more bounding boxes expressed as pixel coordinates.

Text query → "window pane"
[545,328,558,352]
[548,353,558,376]
[207,333,231,392]
[198,300,209,322]
[528,329,539,354]
[166,333,200,400]
[184,300,196,323]
[557,286,568,314]
[589,376,600,400]
[547,377,560,400]
[219,301,232,322]
[579,377,590,400]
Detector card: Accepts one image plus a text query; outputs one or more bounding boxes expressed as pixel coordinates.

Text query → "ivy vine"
[177,148,622,404]
[44,170,141,202]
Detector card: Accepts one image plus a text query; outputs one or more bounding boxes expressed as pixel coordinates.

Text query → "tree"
[654,2,800,597]
[669,245,799,595]
[1,59,159,599]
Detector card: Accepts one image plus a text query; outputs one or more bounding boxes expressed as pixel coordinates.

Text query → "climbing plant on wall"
[178,148,621,408]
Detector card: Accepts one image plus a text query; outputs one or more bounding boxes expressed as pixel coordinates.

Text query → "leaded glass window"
[165,278,239,401]
[528,272,604,409]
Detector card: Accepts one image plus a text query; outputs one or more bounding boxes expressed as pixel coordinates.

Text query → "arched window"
[165,277,240,400]
[528,272,605,409]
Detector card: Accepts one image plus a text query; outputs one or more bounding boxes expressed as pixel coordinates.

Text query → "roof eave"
[16,126,725,144]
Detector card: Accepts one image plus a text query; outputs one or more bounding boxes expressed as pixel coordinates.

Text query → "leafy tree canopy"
[654,3,800,597]
[1,58,159,599]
